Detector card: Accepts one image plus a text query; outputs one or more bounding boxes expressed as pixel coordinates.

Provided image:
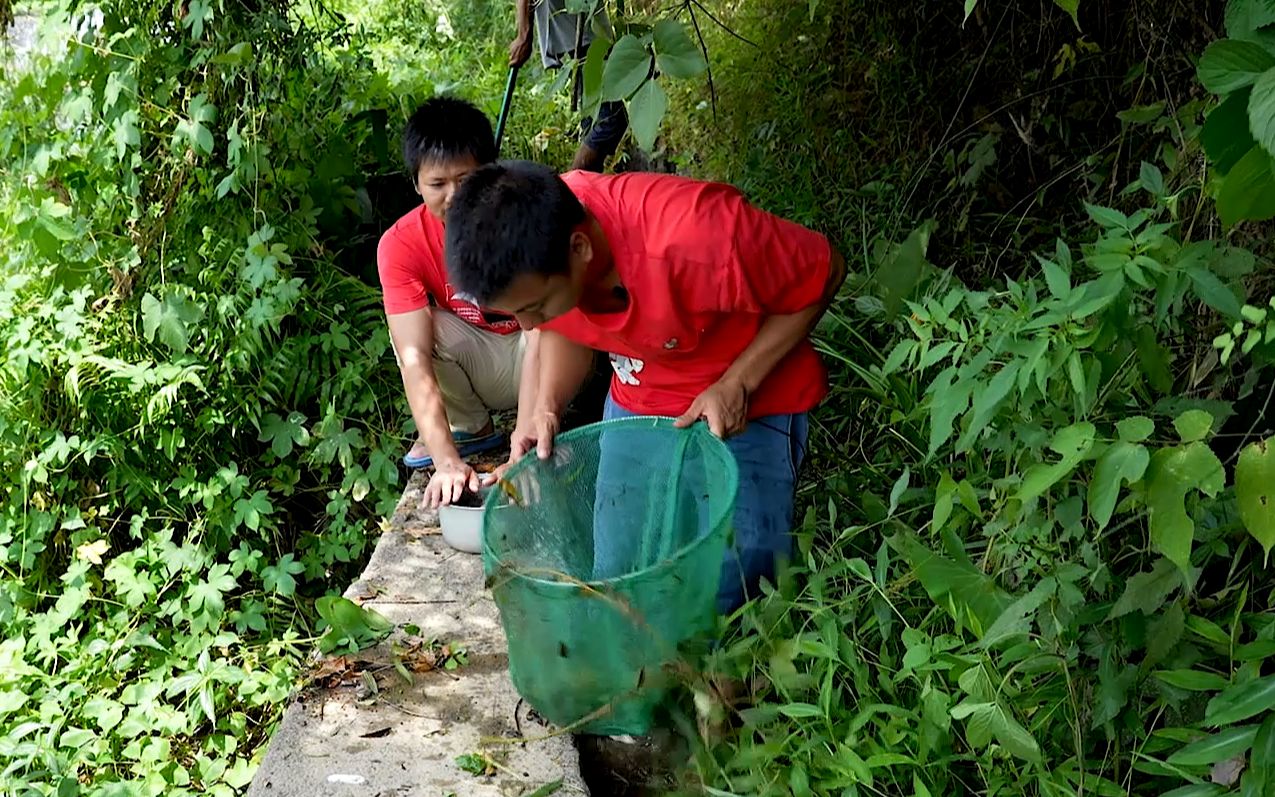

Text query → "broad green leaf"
[1206,675,1275,726]
[1217,145,1275,227]
[1088,441,1150,529]
[1146,442,1226,572]
[963,0,978,23]
[1203,89,1257,174]
[1188,266,1244,319]
[140,292,204,354]
[1174,409,1216,442]
[926,368,971,457]
[1016,422,1095,503]
[1247,714,1275,795]
[891,533,1011,634]
[1227,0,1275,39]
[1155,669,1232,692]
[955,362,1021,452]
[993,706,1043,763]
[627,78,667,152]
[1198,39,1275,94]
[1052,0,1079,28]
[888,467,910,517]
[1118,415,1155,442]
[1250,68,1275,156]
[258,411,309,458]
[1159,786,1226,797]
[1038,255,1071,299]
[1236,438,1275,559]
[652,19,706,79]
[981,577,1056,648]
[1141,160,1166,195]
[1168,725,1259,765]
[778,702,824,718]
[579,37,608,121]
[601,35,651,101]
[1146,602,1186,666]
[873,222,933,320]
[1084,202,1130,228]
[932,471,957,534]
[1108,558,1182,619]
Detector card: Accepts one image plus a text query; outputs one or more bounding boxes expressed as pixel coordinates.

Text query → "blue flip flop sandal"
[403,431,507,469]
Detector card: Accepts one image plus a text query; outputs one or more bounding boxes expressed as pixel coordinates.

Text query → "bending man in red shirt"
[444,161,846,613]
[377,98,535,507]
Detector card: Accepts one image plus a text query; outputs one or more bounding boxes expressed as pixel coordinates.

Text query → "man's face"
[487,229,593,330]
[416,155,480,222]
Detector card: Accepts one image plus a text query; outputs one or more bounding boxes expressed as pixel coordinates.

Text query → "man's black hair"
[402,96,497,180]
[445,161,586,305]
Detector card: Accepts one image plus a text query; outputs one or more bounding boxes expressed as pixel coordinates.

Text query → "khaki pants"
[393,310,526,436]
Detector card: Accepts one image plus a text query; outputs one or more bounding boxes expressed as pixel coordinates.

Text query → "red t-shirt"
[376,205,521,334]
[542,171,832,418]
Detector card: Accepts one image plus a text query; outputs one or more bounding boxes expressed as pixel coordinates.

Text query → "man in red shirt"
[377,98,536,507]
[444,161,846,612]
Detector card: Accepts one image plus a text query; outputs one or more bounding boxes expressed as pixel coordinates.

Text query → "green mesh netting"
[481,416,738,736]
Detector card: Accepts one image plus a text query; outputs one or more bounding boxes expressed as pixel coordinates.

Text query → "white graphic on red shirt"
[610,354,644,386]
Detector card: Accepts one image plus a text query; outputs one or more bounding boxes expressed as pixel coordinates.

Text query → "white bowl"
[437,493,487,554]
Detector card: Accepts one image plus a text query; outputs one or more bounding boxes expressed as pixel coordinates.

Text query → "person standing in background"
[508,0,630,173]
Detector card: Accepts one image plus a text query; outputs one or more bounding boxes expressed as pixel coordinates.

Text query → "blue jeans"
[596,396,809,614]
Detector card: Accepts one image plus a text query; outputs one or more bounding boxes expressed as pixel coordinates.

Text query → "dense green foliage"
[660,1,1275,795]
[4,0,1275,794]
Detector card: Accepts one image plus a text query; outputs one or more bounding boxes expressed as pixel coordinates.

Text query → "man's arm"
[511,329,595,460]
[721,247,847,393]
[386,308,461,467]
[509,0,535,66]
[676,247,847,436]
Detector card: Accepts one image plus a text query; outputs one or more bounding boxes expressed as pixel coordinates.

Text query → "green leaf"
[992,705,1043,763]
[1108,558,1183,619]
[1051,0,1080,28]
[262,553,305,596]
[1118,416,1155,442]
[1198,39,1275,94]
[1174,409,1216,442]
[1188,266,1244,319]
[955,362,1021,452]
[140,292,204,354]
[932,471,957,534]
[1038,255,1071,299]
[1158,786,1226,797]
[927,369,972,457]
[1146,442,1226,572]
[1206,676,1275,726]
[188,564,237,617]
[981,578,1056,648]
[626,78,667,152]
[579,37,609,121]
[1250,68,1275,157]
[652,19,706,79]
[233,490,274,532]
[963,0,978,23]
[601,35,652,101]
[1236,438,1275,559]
[1217,145,1275,227]
[1088,441,1150,530]
[778,702,825,718]
[1084,202,1130,228]
[888,467,910,517]
[1227,0,1275,39]
[1169,725,1259,766]
[1140,160,1166,195]
[1247,714,1275,795]
[891,532,1011,634]
[1146,602,1186,666]
[1155,669,1232,692]
[258,412,310,458]
[1203,89,1258,174]
[1016,422,1095,504]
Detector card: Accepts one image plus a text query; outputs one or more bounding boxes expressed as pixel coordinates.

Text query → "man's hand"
[674,377,749,438]
[483,410,560,490]
[423,460,481,508]
[508,32,533,67]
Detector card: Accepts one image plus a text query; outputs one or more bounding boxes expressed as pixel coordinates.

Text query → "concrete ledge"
[249,472,588,797]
